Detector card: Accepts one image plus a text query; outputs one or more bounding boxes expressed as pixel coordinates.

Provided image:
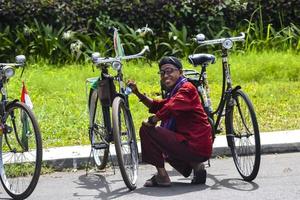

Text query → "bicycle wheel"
[88,89,109,169]
[112,96,138,190]
[0,101,42,199]
[225,89,261,181]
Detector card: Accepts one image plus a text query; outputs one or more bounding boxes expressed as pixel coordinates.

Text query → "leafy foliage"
[0,0,299,63]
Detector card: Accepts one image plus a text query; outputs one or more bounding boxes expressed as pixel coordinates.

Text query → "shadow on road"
[71,168,259,199]
[208,173,259,191]
[72,171,132,199]
[134,173,259,197]
[0,197,11,200]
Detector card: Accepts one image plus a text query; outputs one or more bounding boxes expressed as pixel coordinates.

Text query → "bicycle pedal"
[216,128,223,134]
[93,143,108,149]
[4,125,12,133]
[105,134,113,142]
[121,131,128,136]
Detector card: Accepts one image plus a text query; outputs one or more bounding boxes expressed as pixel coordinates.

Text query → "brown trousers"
[139,124,209,177]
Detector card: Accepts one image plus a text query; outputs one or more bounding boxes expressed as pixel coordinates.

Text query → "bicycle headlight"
[222,39,233,49]
[112,61,121,71]
[3,66,15,78]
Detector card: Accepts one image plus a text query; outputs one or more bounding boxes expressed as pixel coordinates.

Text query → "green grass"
[6,51,300,148]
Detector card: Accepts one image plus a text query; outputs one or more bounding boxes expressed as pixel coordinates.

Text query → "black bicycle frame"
[209,48,240,133]
[98,65,130,137]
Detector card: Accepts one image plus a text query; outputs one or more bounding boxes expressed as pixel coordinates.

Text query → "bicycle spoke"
[235,98,252,135]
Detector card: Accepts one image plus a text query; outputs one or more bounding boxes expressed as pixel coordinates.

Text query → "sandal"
[144,175,171,187]
[191,169,207,184]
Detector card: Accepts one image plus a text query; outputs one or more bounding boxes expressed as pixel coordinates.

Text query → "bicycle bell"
[222,39,233,49]
[112,61,121,71]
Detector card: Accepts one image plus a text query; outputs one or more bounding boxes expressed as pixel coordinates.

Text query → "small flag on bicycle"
[113,28,125,57]
[21,81,33,109]
[21,81,32,151]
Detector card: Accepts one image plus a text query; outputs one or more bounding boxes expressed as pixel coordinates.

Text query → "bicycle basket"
[183,69,201,88]
[98,78,117,106]
[160,70,200,99]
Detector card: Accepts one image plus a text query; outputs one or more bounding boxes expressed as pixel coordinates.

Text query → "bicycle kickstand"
[85,147,94,176]
[109,151,116,175]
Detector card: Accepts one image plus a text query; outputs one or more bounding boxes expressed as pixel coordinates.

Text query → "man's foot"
[191,169,207,184]
[191,163,206,184]
[144,175,171,187]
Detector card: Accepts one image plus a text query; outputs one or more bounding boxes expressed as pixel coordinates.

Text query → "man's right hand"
[142,115,159,127]
[126,80,139,95]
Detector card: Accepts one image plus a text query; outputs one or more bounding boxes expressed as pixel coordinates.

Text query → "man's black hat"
[159,56,182,69]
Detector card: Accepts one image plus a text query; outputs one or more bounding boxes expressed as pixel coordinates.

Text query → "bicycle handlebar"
[195,32,245,46]
[92,46,149,65]
[0,55,26,67]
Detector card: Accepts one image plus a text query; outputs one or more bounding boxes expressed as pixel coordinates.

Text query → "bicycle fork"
[223,86,242,148]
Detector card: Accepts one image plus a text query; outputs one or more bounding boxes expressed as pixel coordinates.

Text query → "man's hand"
[142,115,159,127]
[126,80,139,95]
[127,79,153,108]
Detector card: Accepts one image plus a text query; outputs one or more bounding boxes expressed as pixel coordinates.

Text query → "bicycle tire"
[0,101,42,199]
[88,89,109,169]
[225,89,261,181]
[112,96,138,190]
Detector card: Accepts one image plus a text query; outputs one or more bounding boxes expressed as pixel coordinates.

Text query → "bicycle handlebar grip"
[92,45,150,65]
[238,32,245,40]
[16,55,26,64]
[144,45,150,52]
[91,52,101,63]
[139,45,150,55]
[196,33,205,42]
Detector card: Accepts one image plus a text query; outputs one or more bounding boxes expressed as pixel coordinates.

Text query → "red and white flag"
[21,81,33,109]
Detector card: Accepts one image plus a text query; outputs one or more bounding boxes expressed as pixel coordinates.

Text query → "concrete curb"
[43,130,300,170]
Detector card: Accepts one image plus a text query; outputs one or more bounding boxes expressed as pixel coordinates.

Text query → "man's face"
[159,64,182,89]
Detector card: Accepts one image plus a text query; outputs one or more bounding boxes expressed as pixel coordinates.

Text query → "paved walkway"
[43,129,300,169]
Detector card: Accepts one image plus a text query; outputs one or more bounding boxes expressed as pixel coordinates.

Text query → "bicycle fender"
[5,99,19,109]
[226,86,242,148]
[231,85,241,95]
[114,94,131,111]
[225,85,242,148]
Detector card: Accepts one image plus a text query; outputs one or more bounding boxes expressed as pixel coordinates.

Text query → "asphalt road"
[1,152,299,200]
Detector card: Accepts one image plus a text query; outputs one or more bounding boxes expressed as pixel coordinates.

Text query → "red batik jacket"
[149,81,213,158]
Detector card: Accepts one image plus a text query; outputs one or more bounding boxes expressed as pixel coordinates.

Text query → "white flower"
[70,40,83,53]
[136,24,154,37]
[63,30,74,40]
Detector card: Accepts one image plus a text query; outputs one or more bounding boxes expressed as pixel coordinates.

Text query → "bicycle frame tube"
[212,48,233,130]
[99,65,130,126]
[193,32,244,134]
[198,66,213,116]
[115,64,132,109]
[99,69,113,134]
[0,82,4,114]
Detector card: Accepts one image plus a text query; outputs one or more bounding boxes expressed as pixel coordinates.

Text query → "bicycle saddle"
[188,54,216,67]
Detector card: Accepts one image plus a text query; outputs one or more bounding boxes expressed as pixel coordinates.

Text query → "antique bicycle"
[86,28,149,190]
[161,33,261,181]
[0,55,42,199]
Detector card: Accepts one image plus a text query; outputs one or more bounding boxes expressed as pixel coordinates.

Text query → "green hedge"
[1,0,299,35]
[0,0,299,63]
